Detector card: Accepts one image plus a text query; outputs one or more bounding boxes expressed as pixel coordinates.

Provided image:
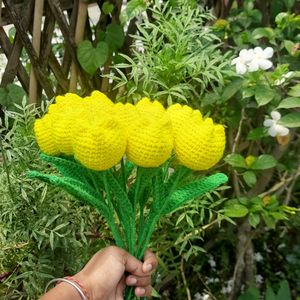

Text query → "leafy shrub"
[0,101,110,299]
[110,1,233,105]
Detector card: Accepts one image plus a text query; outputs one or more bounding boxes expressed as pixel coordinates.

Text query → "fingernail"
[137,287,145,295]
[127,277,137,285]
[143,263,152,273]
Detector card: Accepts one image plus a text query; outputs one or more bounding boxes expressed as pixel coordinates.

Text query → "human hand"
[74,246,158,300]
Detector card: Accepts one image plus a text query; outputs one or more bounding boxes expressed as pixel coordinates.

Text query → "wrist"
[40,280,82,300]
[73,272,95,300]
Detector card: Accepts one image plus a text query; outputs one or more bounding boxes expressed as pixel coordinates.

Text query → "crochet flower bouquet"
[29,91,228,299]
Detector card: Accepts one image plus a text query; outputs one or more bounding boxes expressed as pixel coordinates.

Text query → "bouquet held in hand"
[29,91,228,299]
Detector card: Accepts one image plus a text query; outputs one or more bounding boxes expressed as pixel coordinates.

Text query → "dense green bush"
[1,0,300,299]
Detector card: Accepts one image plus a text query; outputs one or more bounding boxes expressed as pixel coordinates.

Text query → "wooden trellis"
[0,0,95,104]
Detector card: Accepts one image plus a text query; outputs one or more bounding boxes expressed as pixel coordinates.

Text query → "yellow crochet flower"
[174,116,225,170]
[126,99,173,167]
[114,103,137,135]
[73,112,127,171]
[34,114,60,155]
[167,104,202,134]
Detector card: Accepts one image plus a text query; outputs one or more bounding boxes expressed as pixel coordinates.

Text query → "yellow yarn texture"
[168,104,225,170]
[34,92,226,171]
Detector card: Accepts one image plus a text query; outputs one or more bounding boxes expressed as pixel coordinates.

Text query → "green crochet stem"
[135,172,229,260]
[29,153,229,300]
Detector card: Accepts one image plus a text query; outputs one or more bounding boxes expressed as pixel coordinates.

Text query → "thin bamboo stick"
[29,0,44,104]
[69,0,88,92]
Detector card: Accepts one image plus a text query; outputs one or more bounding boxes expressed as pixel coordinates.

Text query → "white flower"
[274,71,294,86]
[194,293,210,300]
[263,111,289,137]
[231,49,254,75]
[207,254,216,268]
[248,47,273,72]
[253,252,263,262]
[232,47,274,75]
[221,279,233,294]
[255,274,264,284]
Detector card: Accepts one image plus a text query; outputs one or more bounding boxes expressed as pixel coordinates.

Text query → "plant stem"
[120,157,126,191]
[180,257,191,300]
[136,166,186,259]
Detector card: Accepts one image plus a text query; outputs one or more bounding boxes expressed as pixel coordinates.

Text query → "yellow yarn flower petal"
[114,103,137,135]
[136,97,165,120]
[174,116,225,170]
[34,114,60,155]
[87,90,114,108]
[73,113,127,171]
[127,99,173,167]
[52,106,84,155]
[167,103,202,134]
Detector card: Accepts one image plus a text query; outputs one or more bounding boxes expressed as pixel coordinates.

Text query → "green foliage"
[77,40,109,75]
[238,280,292,300]
[2,0,300,298]
[0,103,109,298]
[0,83,27,111]
[110,1,233,105]
[120,0,148,24]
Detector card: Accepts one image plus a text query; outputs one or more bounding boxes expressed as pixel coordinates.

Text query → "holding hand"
[41,246,157,300]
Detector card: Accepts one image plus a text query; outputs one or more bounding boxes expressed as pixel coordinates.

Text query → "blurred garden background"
[0,0,300,299]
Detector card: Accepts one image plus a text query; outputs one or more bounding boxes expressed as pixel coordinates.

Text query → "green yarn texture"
[29,153,228,295]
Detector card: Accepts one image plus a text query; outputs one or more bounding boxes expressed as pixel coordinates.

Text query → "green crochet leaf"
[162,173,228,216]
[129,167,159,208]
[28,171,109,218]
[152,170,165,210]
[40,153,95,187]
[104,172,135,252]
[164,166,192,194]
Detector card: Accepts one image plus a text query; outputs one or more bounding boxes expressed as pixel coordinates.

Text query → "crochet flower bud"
[174,117,225,170]
[52,106,84,155]
[126,99,173,168]
[114,103,137,135]
[84,90,114,112]
[34,114,60,155]
[167,104,202,134]
[73,113,127,171]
